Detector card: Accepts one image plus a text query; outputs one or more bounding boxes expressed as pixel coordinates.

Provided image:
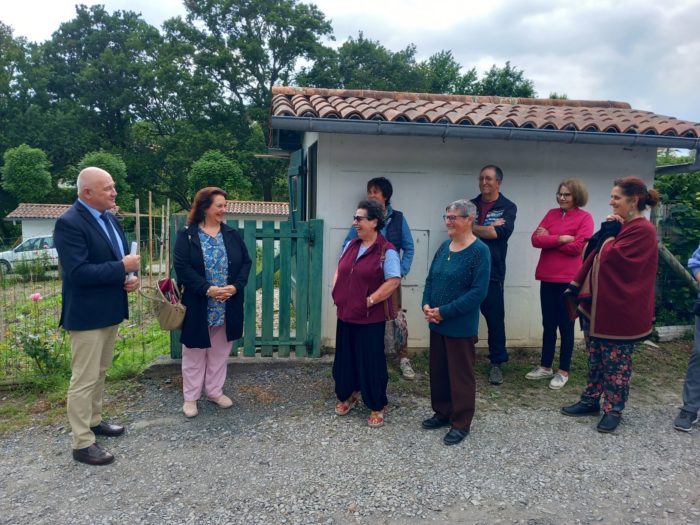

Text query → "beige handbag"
[140,277,186,331]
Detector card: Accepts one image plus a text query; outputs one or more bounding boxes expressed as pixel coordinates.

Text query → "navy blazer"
[173,223,252,349]
[54,201,130,330]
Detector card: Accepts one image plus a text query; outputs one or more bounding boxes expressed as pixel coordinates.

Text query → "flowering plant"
[20,292,68,375]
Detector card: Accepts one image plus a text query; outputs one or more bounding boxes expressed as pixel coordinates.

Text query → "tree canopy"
[1,144,51,202]
[0,1,541,212]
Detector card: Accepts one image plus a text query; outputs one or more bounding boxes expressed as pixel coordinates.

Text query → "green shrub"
[654,153,700,325]
[14,252,53,282]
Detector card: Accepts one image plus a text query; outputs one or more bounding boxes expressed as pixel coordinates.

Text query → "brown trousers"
[429,331,477,431]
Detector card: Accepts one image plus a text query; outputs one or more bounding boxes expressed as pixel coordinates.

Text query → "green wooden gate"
[169,217,324,358]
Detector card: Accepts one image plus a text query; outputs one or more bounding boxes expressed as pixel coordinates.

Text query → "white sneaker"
[400,358,416,380]
[549,372,569,390]
[525,366,554,380]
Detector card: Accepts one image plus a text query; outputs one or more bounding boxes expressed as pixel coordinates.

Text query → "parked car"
[0,235,59,273]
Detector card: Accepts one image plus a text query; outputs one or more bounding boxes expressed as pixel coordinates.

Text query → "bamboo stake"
[134,198,141,312]
[148,191,153,287]
[165,199,171,274]
[159,205,165,278]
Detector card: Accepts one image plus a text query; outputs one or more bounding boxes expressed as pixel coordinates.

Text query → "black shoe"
[90,421,125,437]
[421,415,450,430]
[488,365,503,385]
[597,412,621,433]
[561,401,600,417]
[443,427,469,446]
[72,443,115,466]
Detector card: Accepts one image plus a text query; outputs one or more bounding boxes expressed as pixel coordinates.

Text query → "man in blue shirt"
[54,167,140,465]
[674,244,700,432]
[343,177,416,378]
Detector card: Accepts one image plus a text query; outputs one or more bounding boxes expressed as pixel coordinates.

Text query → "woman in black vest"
[342,177,416,379]
[332,200,401,428]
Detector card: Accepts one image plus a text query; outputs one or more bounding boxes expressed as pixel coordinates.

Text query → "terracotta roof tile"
[6,203,72,219]
[224,200,289,216]
[271,87,700,138]
[5,203,119,219]
[6,202,288,220]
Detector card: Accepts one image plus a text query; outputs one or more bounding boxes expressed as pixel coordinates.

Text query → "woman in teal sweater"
[421,199,491,445]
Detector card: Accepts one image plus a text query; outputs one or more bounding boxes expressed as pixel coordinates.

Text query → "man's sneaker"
[674,409,699,432]
[525,366,554,380]
[549,372,569,390]
[400,358,416,380]
[488,365,503,385]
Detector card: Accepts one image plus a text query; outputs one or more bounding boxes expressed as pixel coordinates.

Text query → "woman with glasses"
[331,199,401,428]
[527,179,593,389]
[421,200,491,445]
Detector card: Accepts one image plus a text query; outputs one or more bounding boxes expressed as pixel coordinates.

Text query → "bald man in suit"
[54,167,140,465]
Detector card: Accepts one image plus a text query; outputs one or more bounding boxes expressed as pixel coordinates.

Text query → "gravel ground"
[1,362,699,525]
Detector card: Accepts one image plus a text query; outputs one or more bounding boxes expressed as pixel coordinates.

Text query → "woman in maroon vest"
[561,177,659,433]
[332,200,401,428]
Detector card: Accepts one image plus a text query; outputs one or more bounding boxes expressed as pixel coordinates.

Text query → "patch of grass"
[0,378,143,434]
[238,384,280,404]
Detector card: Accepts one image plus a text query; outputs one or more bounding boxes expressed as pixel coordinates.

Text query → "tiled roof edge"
[272,86,632,110]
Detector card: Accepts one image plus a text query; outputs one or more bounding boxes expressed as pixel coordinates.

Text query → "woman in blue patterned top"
[421,199,491,445]
[174,187,252,418]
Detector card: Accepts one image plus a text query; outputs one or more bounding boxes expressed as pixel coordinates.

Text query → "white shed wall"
[312,133,656,349]
[21,219,57,239]
[224,214,289,229]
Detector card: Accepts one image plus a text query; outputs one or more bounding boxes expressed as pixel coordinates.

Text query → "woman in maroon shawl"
[561,177,659,433]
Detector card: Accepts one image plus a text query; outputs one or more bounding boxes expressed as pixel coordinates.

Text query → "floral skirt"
[581,337,634,413]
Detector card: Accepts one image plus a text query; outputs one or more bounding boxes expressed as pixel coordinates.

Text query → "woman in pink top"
[527,179,594,389]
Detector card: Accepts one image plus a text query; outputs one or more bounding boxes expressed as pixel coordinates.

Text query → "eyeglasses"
[442,215,467,222]
[353,215,370,222]
[556,192,572,198]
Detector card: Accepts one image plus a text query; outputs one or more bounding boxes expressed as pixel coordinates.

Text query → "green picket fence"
[169,217,323,358]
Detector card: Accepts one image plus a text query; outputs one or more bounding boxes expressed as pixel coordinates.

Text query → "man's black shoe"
[90,421,125,437]
[597,412,621,433]
[561,401,600,417]
[72,443,115,466]
[421,415,450,430]
[443,427,469,446]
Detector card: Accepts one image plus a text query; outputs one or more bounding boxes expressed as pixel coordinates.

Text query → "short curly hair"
[356,199,386,231]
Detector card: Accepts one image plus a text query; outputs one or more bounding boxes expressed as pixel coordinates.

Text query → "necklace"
[447,243,462,261]
[448,238,473,260]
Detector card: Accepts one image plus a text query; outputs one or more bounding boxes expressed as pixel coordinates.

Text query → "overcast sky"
[3,0,699,123]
